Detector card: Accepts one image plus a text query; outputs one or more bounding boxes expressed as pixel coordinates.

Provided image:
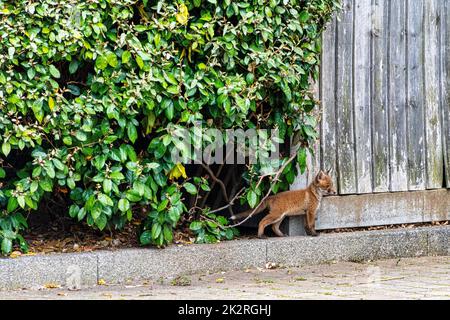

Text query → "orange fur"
[231,170,336,238]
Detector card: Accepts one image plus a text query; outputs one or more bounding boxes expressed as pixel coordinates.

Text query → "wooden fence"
[305,0,450,195]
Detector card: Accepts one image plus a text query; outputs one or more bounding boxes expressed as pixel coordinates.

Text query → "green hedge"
[0,0,339,254]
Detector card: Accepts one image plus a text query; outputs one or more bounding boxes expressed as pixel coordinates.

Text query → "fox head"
[314,169,337,195]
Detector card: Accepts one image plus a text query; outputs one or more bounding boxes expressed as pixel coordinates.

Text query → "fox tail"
[230,201,267,221]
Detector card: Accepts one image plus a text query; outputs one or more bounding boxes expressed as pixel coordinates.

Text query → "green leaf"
[48,64,61,78]
[151,223,162,239]
[2,142,11,157]
[7,197,18,213]
[68,84,80,96]
[75,131,87,142]
[189,221,202,231]
[95,213,107,230]
[52,158,65,171]
[297,148,307,174]
[122,51,132,64]
[17,195,25,209]
[67,177,76,189]
[126,190,142,202]
[8,47,15,59]
[45,164,55,179]
[157,199,169,212]
[103,179,112,193]
[163,224,173,242]
[30,181,39,193]
[183,182,197,195]
[95,55,108,70]
[106,51,118,68]
[110,171,125,180]
[0,168,5,178]
[1,238,12,254]
[69,205,79,218]
[133,181,145,196]
[39,179,53,192]
[164,100,174,120]
[299,11,310,23]
[247,190,258,208]
[167,85,179,95]
[302,125,316,138]
[91,205,102,220]
[127,124,138,144]
[27,68,36,80]
[78,207,86,221]
[98,193,114,206]
[136,56,144,69]
[140,230,152,245]
[168,207,180,223]
[118,198,130,212]
[69,60,79,74]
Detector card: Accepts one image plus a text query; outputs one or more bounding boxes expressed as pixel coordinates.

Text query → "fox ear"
[316,170,324,181]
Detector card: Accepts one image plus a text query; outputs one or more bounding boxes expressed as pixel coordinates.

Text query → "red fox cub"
[231,170,336,238]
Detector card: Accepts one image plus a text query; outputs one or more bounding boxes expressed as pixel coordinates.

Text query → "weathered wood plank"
[291,78,321,190]
[406,0,426,190]
[315,189,449,230]
[441,0,450,188]
[353,0,373,193]
[388,0,408,191]
[309,78,321,184]
[424,0,444,189]
[371,0,390,192]
[320,16,338,189]
[336,0,357,194]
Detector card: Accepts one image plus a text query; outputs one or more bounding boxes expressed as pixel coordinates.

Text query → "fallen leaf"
[23,252,36,256]
[215,278,225,283]
[294,277,307,281]
[265,262,279,269]
[44,283,61,289]
[98,279,107,285]
[9,251,22,258]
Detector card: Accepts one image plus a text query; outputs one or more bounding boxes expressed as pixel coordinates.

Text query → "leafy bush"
[0,0,339,254]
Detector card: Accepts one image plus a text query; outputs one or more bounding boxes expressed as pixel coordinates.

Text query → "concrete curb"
[0,226,448,290]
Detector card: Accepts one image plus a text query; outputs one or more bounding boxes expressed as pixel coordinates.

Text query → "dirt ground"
[1,255,449,300]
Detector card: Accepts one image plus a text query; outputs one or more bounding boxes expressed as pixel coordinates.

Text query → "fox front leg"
[305,207,319,237]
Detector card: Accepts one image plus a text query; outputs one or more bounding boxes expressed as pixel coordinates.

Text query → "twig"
[208,187,245,215]
[200,146,234,208]
[201,163,234,216]
[226,146,300,228]
[189,166,205,210]
[199,163,224,208]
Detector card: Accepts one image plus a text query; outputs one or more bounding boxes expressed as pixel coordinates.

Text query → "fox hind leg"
[257,211,286,238]
[271,217,287,237]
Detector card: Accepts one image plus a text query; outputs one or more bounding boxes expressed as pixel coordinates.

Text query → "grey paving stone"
[97,239,266,283]
[0,252,97,290]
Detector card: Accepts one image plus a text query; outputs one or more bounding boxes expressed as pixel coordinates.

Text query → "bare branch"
[201,163,234,216]
[226,147,299,228]
[199,163,224,208]
[208,187,245,215]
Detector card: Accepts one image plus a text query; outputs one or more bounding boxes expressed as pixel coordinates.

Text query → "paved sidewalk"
[1,256,449,300]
